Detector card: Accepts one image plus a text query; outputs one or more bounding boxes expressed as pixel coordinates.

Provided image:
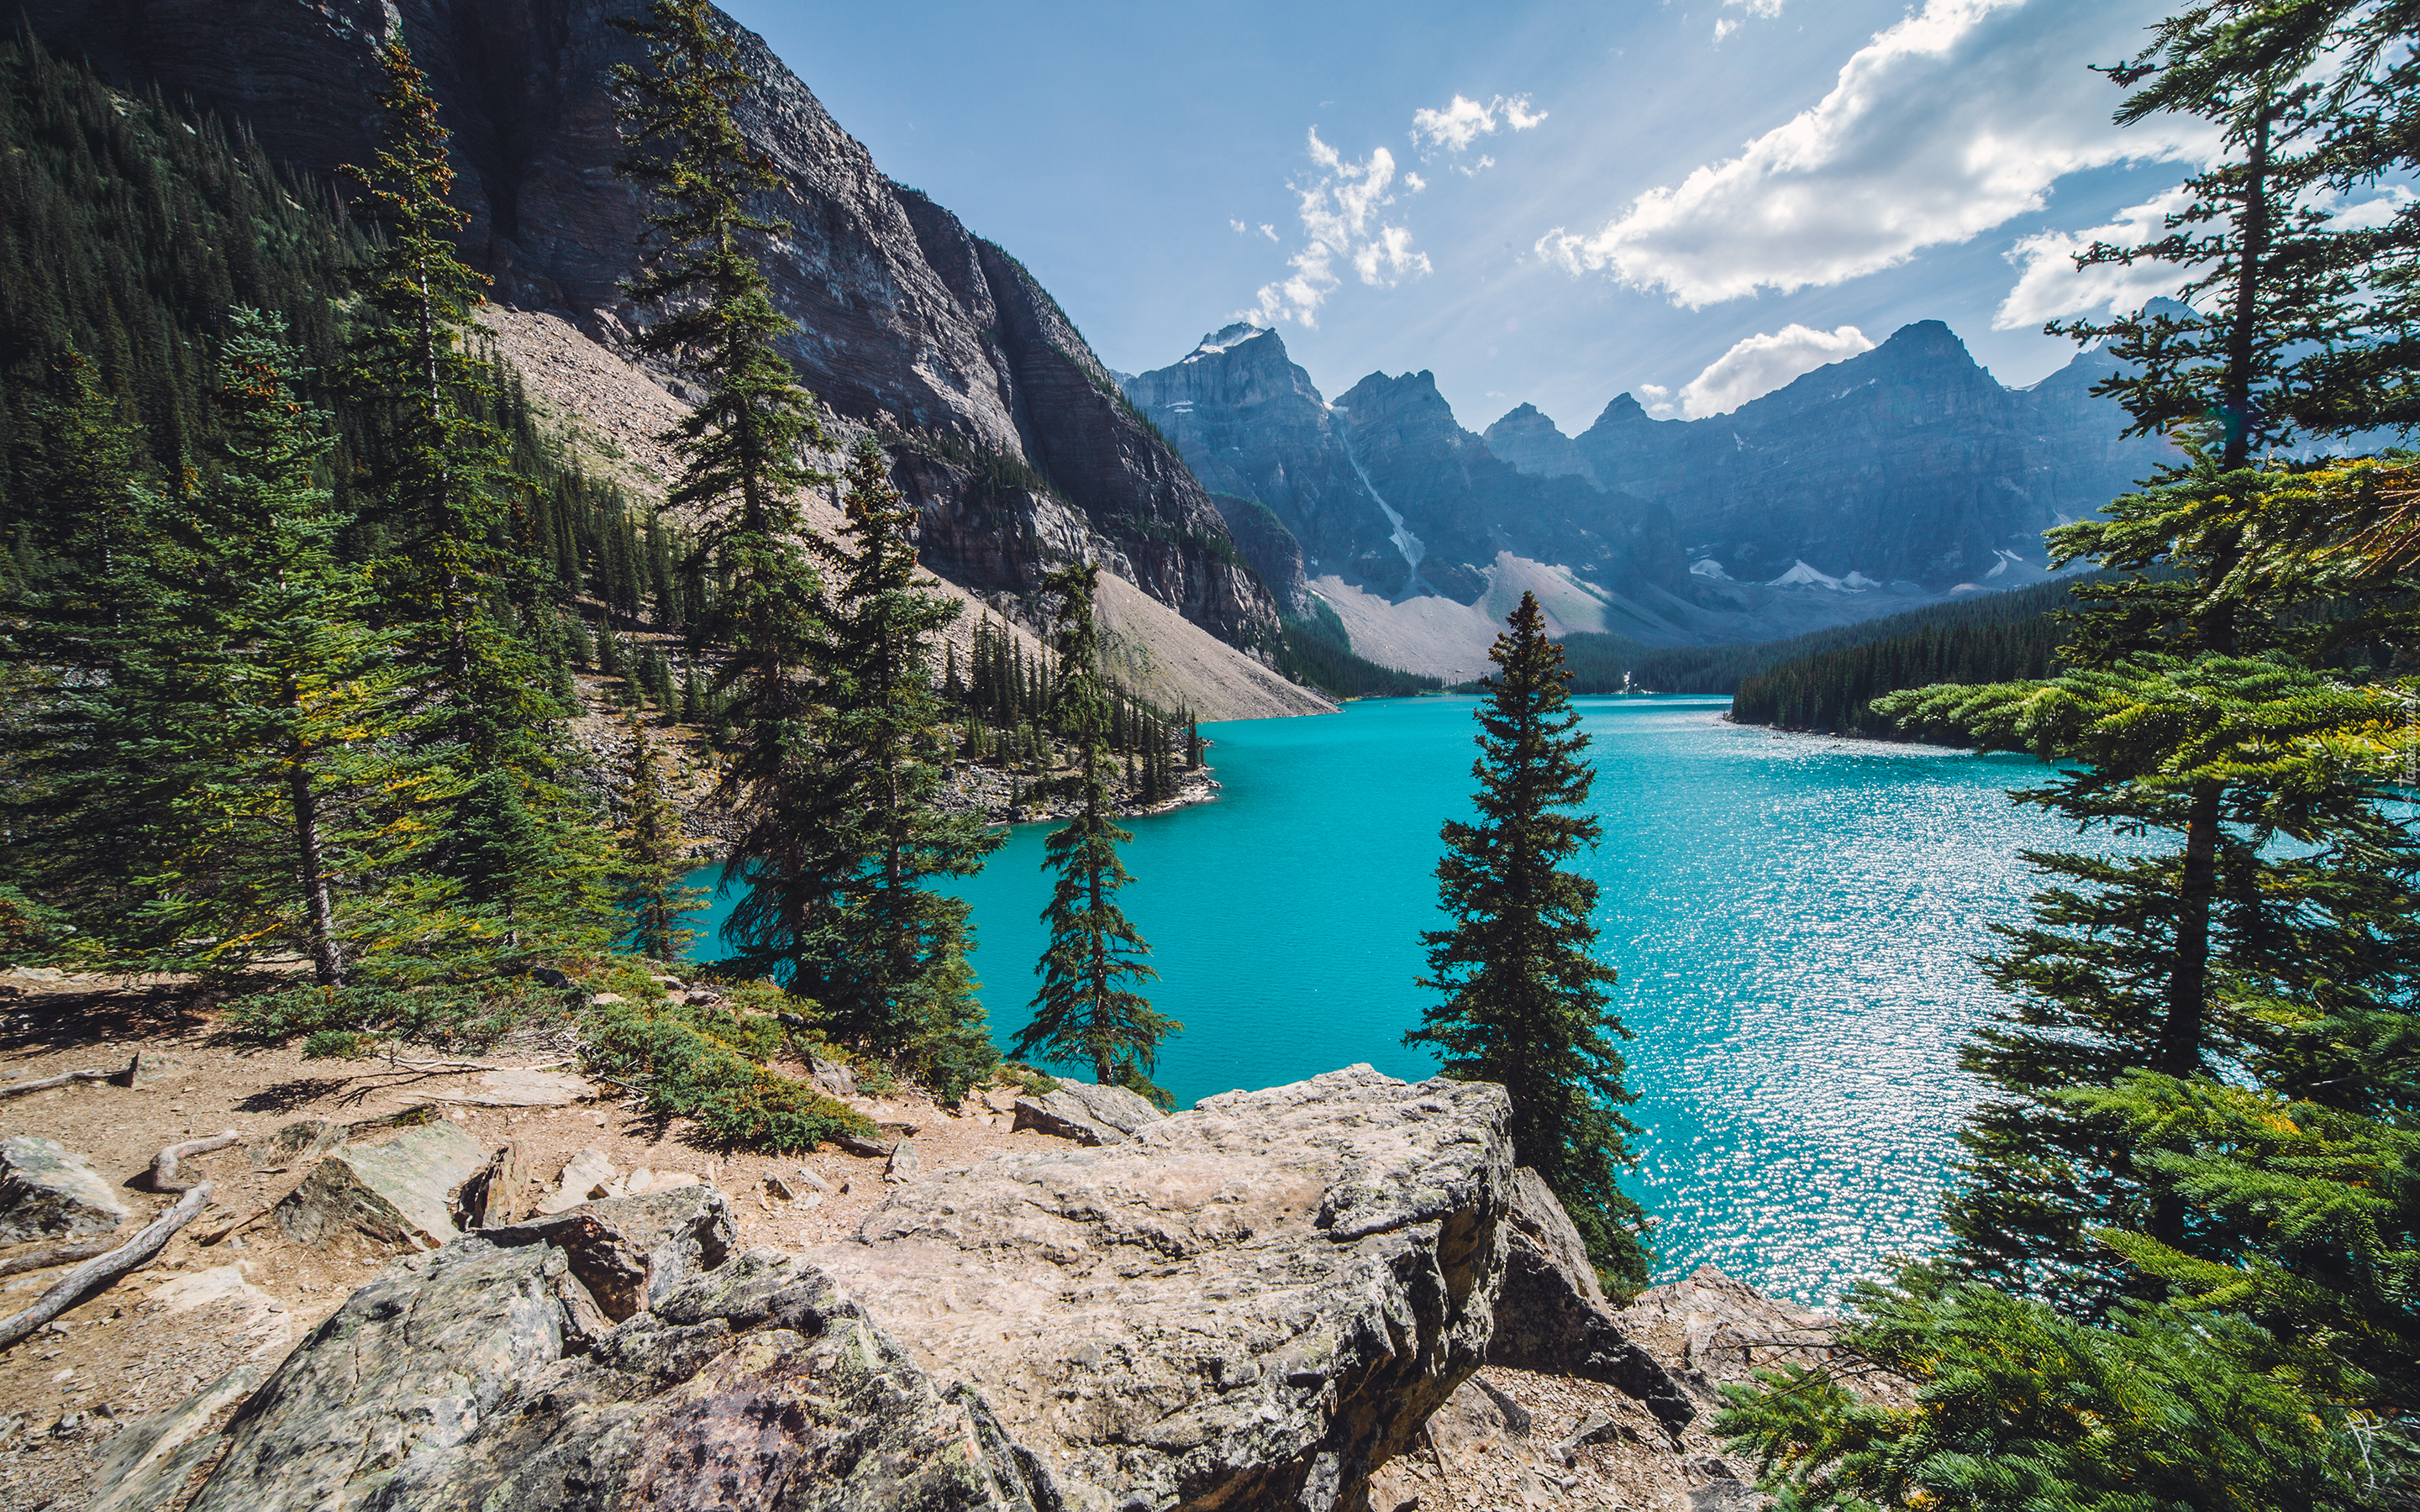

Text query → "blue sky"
[721,0,2220,435]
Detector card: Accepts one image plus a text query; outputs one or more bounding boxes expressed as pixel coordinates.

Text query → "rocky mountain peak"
[1185,321,1280,361]
[1482,402,1595,483]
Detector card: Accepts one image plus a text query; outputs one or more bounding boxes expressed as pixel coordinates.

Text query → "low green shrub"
[999,1060,1060,1097]
[583,995,874,1154]
[227,977,566,1053]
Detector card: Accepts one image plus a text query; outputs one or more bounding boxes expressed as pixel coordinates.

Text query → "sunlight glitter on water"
[683,695,2108,1305]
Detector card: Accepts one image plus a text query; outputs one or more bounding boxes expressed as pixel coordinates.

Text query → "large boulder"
[812,1063,1514,1512]
[166,1186,1053,1512]
[0,1134,128,1242]
[1488,1166,1695,1432]
[1008,1079,1167,1146]
[272,1120,488,1252]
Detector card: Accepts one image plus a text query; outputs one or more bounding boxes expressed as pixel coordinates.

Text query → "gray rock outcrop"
[272,1121,488,1252]
[811,1063,1514,1512]
[1008,1078,1168,1147]
[121,1069,1516,1511]
[1488,1168,1695,1432]
[0,1135,128,1242]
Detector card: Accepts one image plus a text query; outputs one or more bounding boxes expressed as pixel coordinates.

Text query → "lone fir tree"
[1408,591,1648,1297]
[1014,563,1178,1100]
[808,438,1002,1098]
[613,0,833,989]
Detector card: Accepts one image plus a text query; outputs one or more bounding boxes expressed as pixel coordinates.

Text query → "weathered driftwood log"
[0,1181,209,1351]
[145,1130,245,1194]
[0,1236,114,1278]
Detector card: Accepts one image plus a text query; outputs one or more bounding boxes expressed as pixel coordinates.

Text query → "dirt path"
[0,973,1073,1511]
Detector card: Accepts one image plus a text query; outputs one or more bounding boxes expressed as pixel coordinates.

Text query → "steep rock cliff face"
[1560,320,2175,588]
[26,0,1281,650]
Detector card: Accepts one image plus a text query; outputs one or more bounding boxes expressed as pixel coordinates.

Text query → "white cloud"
[1259,222,1279,240]
[1993,187,2191,329]
[1537,0,2216,307]
[1636,381,1677,418]
[1713,18,1742,43]
[1406,171,1428,192]
[1410,93,1546,155]
[1677,324,1875,418]
[1244,129,1432,328]
[1229,218,1249,235]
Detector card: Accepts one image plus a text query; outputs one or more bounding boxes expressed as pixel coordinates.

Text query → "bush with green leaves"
[582,994,875,1153]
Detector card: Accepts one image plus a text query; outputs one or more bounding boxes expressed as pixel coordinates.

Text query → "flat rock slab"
[0,1134,129,1242]
[811,1063,1514,1512]
[273,1121,487,1252]
[429,1069,595,1107]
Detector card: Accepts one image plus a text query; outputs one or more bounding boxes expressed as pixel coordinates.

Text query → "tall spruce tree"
[1865,4,2420,1309]
[805,439,1002,1095]
[1407,591,1648,1296]
[618,717,698,961]
[343,39,547,758]
[1724,8,2420,1502]
[68,313,418,983]
[1014,563,1177,1098]
[614,0,837,994]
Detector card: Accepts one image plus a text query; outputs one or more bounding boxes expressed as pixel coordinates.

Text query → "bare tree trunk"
[288,749,346,987]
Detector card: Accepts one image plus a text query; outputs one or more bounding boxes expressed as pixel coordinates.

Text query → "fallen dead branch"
[371,1056,572,1075]
[0,1181,210,1351]
[0,1067,115,1098]
[0,1236,114,1279]
[145,1129,246,1193]
[195,1201,278,1247]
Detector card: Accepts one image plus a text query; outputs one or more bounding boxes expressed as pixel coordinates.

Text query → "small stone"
[794,1167,832,1194]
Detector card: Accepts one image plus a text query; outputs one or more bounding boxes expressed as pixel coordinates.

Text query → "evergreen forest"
[0,16,1190,1142]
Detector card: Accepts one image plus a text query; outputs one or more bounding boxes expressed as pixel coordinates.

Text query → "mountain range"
[1123,320,2175,679]
[29,0,2176,691]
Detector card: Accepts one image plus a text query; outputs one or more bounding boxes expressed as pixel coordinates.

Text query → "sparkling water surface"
[682,695,2091,1305]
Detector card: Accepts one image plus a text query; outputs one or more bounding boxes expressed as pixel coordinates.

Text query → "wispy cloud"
[1993,188,2191,329]
[1409,92,1546,165]
[1537,0,2215,307]
[1677,324,1874,417]
[1244,129,1431,328]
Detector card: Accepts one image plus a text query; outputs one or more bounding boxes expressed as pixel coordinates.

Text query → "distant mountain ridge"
[1122,318,2174,678]
[1562,318,2172,590]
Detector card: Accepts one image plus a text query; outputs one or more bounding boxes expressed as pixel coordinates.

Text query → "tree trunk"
[288,748,346,987]
[2160,783,2223,1084]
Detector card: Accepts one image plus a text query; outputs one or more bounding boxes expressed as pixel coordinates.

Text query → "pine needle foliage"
[1014,563,1178,1096]
[804,440,1002,1099]
[618,717,698,961]
[613,0,834,994]
[1407,591,1649,1298]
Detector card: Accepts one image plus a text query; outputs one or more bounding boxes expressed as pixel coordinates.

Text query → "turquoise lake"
[682,695,2092,1305]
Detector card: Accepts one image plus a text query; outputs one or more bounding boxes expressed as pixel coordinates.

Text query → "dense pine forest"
[1555,575,2089,700]
[1727,582,2075,735]
[0,19,1194,1129]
